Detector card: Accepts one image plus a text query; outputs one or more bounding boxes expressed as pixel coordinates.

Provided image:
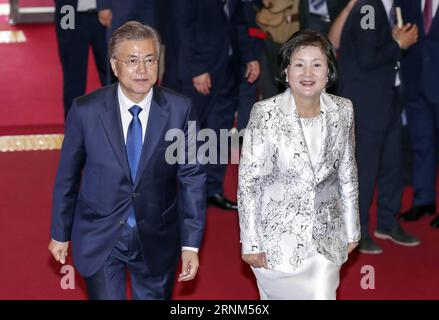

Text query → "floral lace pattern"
[238,90,360,272]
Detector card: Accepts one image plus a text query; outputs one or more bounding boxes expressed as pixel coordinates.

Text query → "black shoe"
[207,193,238,211]
[374,225,421,247]
[358,236,383,254]
[431,215,439,228]
[399,204,436,221]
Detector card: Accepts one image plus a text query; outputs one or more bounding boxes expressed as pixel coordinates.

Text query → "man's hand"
[178,250,200,282]
[192,73,211,95]
[242,252,267,268]
[245,60,260,84]
[48,240,69,264]
[98,9,112,28]
[393,23,418,49]
[347,241,359,254]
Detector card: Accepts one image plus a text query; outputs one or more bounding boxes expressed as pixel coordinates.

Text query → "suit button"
[132,193,139,198]
[119,219,125,225]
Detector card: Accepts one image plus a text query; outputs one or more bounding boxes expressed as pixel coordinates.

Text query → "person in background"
[54,0,108,118]
[398,0,439,228]
[48,22,206,300]
[337,0,420,254]
[299,0,350,34]
[238,30,360,300]
[97,0,156,83]
[328,0,358,50]
[175,0,260,211]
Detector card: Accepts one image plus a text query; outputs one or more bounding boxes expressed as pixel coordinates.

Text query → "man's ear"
[110,58,118,77]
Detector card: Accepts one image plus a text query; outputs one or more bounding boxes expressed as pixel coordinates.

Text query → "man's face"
[111,39,158,103]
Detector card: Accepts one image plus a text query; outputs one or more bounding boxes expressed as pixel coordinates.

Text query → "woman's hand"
[242,253,268,268]
[347,241,359,254]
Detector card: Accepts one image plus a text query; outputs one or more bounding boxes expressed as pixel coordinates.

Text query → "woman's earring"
[286,75,289,82]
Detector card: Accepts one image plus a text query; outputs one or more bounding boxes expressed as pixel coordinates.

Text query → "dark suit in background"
[337,0,411,244]
[300,0,349,34]
[398,0,439,222]
[175,0,258,201]
[54,0,107,117]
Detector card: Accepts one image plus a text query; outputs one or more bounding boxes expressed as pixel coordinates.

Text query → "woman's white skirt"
[251,253,341,300]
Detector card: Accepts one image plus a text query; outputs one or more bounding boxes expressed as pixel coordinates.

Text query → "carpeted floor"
[0,151,438,300]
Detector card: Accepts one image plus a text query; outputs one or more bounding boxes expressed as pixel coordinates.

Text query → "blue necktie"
[126,105,143,227]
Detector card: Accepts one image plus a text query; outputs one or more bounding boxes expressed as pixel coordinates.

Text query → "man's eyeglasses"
[113,56,157,69]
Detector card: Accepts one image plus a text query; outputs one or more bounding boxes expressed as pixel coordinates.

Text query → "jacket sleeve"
[177,99,207,249]
[338,102,361,242]
[51,100,86,242]
[238,103,273,254]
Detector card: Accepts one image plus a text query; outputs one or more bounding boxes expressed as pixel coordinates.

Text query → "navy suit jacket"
[51,84,206,277]
[337,0,401,131]
[397,0,439,103]
[174,0,258,81]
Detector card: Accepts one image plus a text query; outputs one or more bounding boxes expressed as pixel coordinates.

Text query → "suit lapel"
[314,92,339,182]
[279,89,316,183]
[134,87,169,187]
[100,84,132,183]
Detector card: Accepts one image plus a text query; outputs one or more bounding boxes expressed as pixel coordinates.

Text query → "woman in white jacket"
[238,30,360,300]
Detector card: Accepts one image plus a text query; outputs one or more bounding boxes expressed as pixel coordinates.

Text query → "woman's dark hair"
[279,29,337,87]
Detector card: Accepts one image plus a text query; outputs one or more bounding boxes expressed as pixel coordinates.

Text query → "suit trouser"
[84,223,176,300]
[405,92,439,206]
[55,10,108,117]
[356,88,404,236]
[180,60,239,196]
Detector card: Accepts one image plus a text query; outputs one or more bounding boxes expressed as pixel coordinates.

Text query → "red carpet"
[0,151,438,300]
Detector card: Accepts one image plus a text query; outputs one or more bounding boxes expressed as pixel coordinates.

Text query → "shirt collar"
[381,0,394,16]
[117,84,153,114]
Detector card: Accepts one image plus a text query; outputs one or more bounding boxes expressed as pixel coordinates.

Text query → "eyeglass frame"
[112,55,158,70]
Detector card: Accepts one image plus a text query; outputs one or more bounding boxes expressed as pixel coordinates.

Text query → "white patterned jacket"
[238,89,361,272]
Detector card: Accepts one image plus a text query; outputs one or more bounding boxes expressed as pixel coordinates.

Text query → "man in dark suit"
[397,0,439,228]
[96,0,156,83]
[54,0,108,117]
[300,0,350,34]
[48,22,206,299]
[337,0,420,254]
[174,0,260,211]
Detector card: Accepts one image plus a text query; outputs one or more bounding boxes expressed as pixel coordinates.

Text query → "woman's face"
[286,45,329,100]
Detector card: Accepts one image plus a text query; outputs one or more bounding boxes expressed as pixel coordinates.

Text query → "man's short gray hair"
[109,21,161,59]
